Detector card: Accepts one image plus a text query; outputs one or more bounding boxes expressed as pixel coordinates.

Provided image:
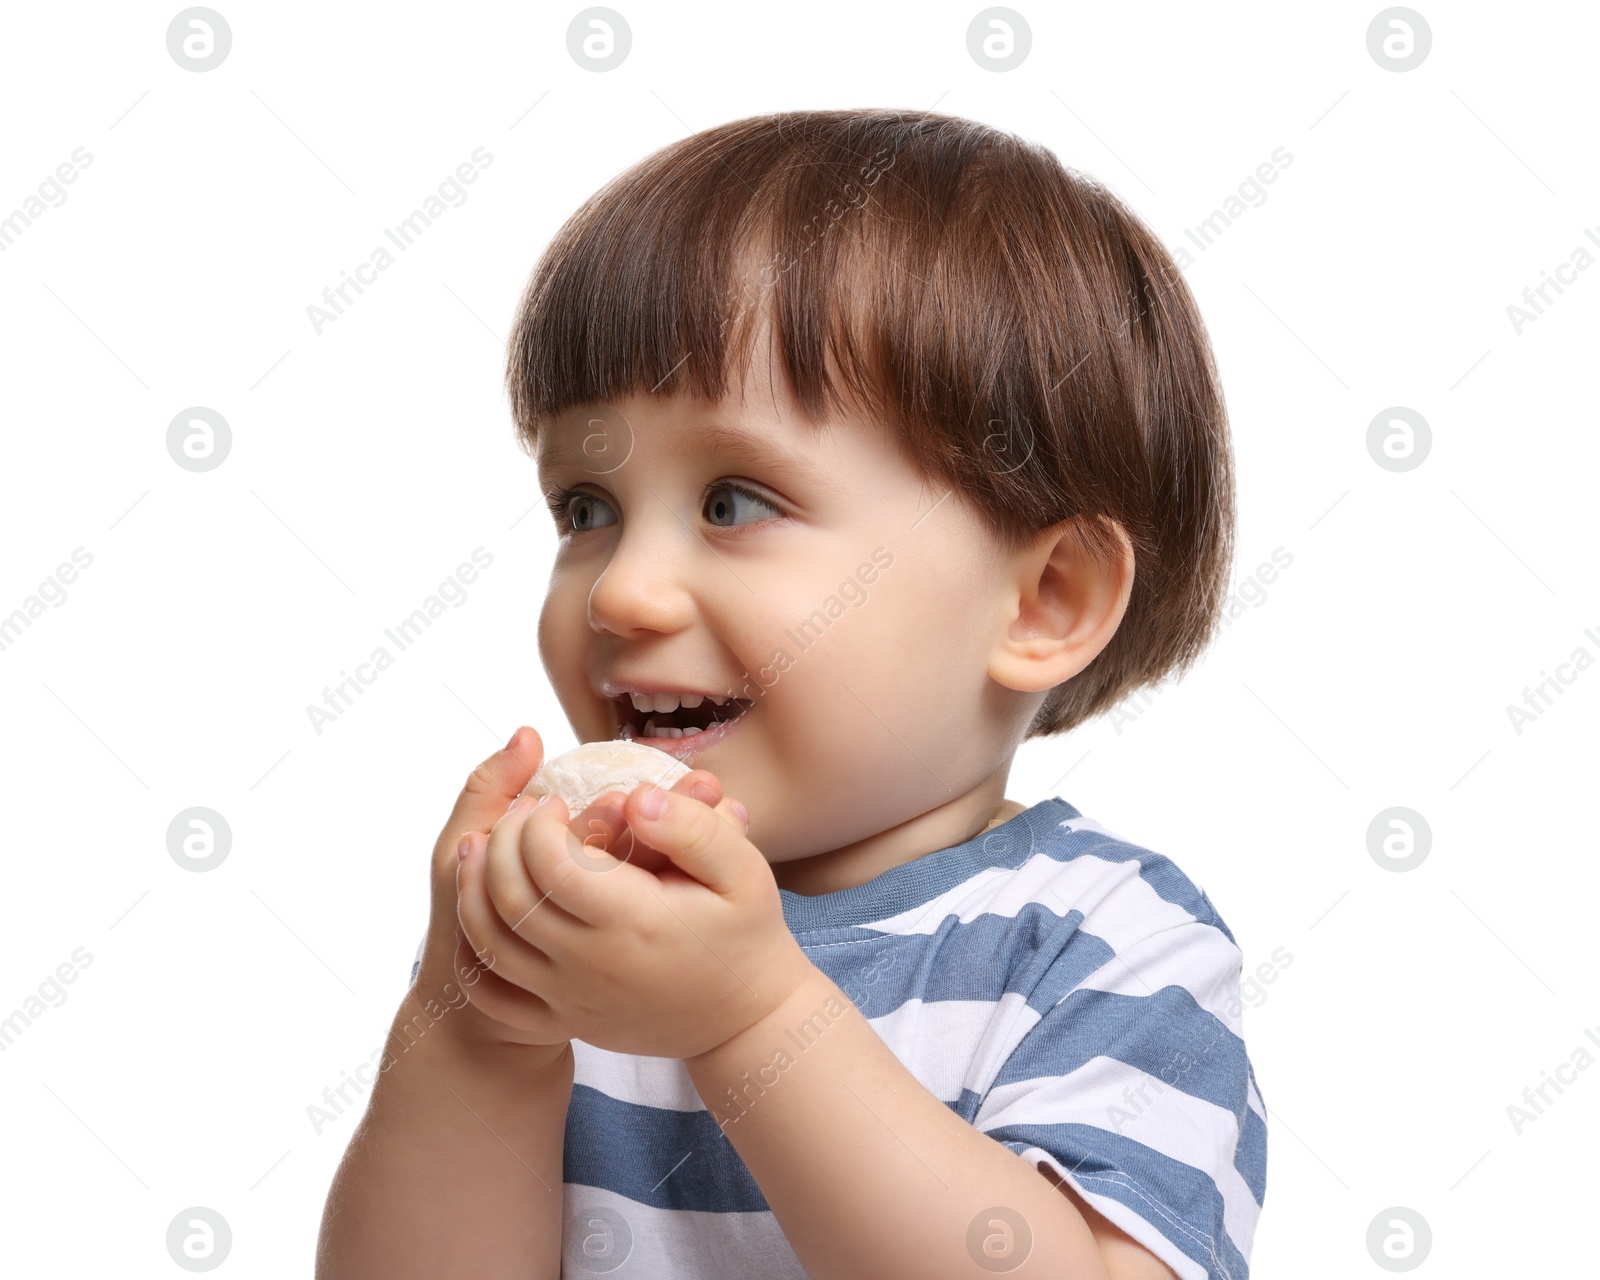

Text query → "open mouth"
[612,693,756,741]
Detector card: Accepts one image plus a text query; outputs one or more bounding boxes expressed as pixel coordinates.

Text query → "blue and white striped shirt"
[413,796,1266,1278]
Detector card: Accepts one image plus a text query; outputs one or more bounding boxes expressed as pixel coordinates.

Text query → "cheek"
[816,551,990,730]
[539,577,621,741]
[535,588,559,666]
[537,579,589,688]
[764,579,928,740]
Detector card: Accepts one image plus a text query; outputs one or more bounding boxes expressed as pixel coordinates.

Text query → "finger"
[567,790,640,870]
[531,774,721,912]
[457,827,565,995]
[671,770,751,839]
[607,767,725,861]
[484,786,568,869]
[679,768,724,809]
[621,782,754,895]
[432,727,545,883]
[711,792,748,836]
[570,768,725,878]
[483,794,590,955]
[448,920,563,1037]
[519,792,665,927]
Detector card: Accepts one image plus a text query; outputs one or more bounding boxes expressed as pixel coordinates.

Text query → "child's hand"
[413,726,629,1054]
[456,774,815,1061]
[448,761,745,1049]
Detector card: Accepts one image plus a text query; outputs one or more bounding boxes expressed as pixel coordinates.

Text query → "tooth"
[709,695,728,705]
[652,692,681,713]
[680,694,703,709]
[630,692,652,712]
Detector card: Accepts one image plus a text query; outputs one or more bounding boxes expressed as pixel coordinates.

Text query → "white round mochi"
[520,740,691,814]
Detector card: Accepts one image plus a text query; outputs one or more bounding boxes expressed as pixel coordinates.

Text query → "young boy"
[318,108,1263,1280]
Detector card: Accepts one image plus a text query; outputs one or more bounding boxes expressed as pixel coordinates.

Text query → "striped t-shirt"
[410,796,1266,1278]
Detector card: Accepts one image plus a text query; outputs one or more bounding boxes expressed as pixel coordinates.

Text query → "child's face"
[534,350,1030,866]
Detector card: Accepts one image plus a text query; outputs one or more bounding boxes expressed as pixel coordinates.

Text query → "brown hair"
[505,107,1235,738]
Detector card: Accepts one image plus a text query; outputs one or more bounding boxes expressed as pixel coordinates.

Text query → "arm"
[683,963,1176,1280]
[317,727,747,1277]
[315,990,573,1280]
[317,727,578,1279]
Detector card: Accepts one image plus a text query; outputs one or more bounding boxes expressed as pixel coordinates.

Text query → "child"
[318,108,1263,1280]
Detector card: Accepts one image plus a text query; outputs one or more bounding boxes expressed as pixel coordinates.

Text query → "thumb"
[621,782,756,895]
[431,727,544,886]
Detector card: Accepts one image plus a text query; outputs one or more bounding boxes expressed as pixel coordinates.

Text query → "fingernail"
[731,800,749,830]
[690,781,719,805]
[505,727,521,750]
[457,835,472,862]
[638,785,667,819]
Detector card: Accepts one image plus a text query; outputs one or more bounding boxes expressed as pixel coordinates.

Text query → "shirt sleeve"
[972,911,1268,1280]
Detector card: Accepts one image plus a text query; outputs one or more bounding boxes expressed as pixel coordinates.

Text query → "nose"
[586,523,697,638]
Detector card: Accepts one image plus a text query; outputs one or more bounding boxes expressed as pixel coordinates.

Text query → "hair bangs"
[506,113,918,455]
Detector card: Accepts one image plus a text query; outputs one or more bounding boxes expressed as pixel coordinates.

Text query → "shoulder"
[966,803,1242,979]
[861,799,1246,1019]
[1031,807,1238,939]
[1016,805,1249,1037]
[972,807,1267,1276]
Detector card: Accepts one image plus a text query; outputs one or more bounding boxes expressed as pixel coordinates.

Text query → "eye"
[703,481,784,530]
[546,486,617,534]
[545,480,785,536]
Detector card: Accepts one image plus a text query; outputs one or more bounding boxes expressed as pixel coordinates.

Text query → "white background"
[1,0,1594,1274]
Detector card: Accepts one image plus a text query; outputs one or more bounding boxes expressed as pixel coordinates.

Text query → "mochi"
[520,740,690,814]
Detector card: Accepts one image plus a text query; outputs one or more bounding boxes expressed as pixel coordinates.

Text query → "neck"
[770,775,1019,897]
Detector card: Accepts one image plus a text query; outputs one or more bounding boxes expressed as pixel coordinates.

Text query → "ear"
[987,518,1135,694]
